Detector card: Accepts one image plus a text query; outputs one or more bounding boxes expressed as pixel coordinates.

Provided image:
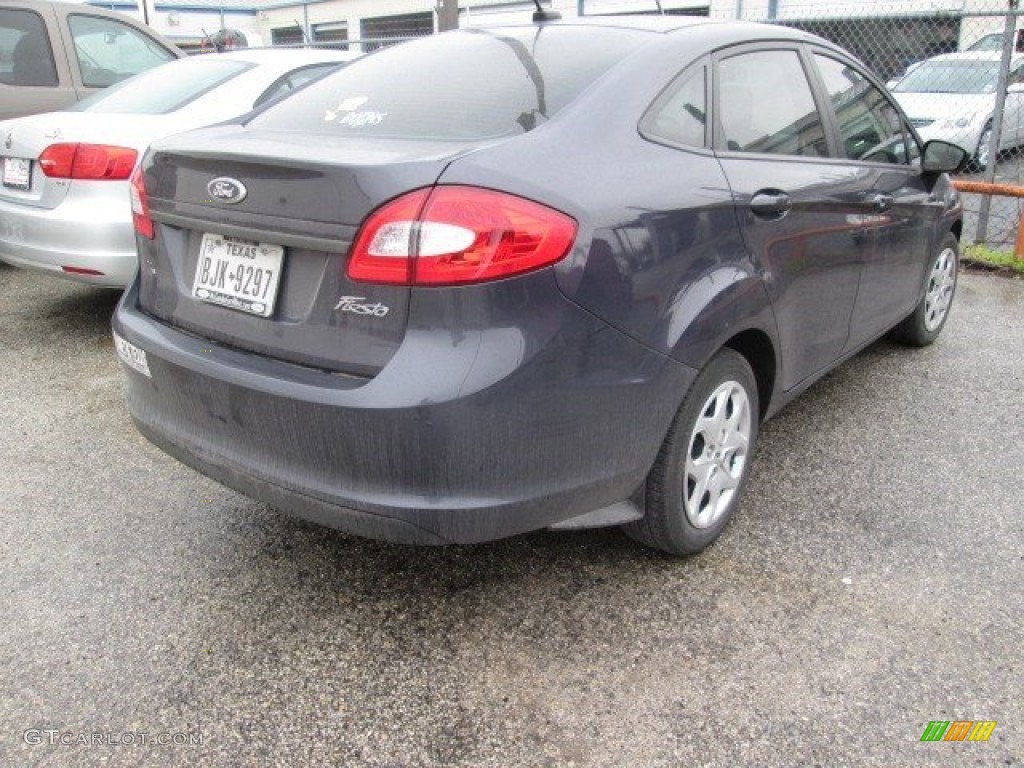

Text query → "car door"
[711,45,874,391]
[0,3,77,120]
[809,52,941,347]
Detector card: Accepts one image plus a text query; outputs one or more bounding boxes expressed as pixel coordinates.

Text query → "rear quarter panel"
[438,29,778,374]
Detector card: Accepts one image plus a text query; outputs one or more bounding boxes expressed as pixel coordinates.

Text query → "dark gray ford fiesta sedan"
[113,16,965,554]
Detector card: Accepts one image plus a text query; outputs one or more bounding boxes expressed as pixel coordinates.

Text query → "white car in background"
[891,51,1024,170]
[0,47,356,287]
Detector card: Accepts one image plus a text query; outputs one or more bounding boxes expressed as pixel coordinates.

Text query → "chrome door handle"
[872,193,894,212]
[750,190,792,220]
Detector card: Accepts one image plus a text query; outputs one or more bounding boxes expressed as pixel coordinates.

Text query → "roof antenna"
[655,0,665,13]
[532,0,561,22]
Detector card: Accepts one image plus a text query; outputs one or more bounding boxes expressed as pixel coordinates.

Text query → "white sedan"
[891,51,1024,170]
[0,48,356,287]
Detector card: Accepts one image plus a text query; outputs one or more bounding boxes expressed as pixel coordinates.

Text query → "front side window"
[642,66,707,148]
[717,50,828,157]
[0,9,57,87]
[69,14,175,88]
[814,54,909,165]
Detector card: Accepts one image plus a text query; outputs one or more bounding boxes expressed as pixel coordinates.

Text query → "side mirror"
[921,139,968,174]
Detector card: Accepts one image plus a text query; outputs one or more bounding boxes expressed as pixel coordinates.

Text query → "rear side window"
[718,50,828,158]
[642,66,707,148]
[250,26,650,140]
[0,9,58,87]
[66,58,251,114]
[69,14,175,88]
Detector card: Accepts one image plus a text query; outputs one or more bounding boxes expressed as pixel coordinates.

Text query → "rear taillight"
[38,143,137,180]
[347,186,577,286]
[130,165,154,240]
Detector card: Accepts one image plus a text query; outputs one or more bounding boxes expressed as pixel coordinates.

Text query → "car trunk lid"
[136,125,480,376]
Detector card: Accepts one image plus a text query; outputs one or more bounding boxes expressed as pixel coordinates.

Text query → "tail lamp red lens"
[129,165,154,240]
[38,143,137,180]
[347,186,577,286]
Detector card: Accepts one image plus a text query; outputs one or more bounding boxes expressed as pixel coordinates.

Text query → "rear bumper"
[0,187,136,287]
[113,279,697,544]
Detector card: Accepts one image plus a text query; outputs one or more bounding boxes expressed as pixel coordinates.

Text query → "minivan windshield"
[249,26,651,141]
[893,59,1001,94]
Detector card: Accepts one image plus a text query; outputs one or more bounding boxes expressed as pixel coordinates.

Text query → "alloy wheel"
[683,381,752,529]
[924,246,957,332]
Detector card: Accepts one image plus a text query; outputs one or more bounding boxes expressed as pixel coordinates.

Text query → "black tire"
[624,348,759,555]
[893,232,959,347]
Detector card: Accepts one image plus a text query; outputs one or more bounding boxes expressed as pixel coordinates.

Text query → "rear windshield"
[249,26,651,140]
[67,58,253,114]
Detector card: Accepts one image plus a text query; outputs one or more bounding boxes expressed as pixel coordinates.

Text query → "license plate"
[113,332,151,378]
[192,234,284,317]
[2,157,30,190]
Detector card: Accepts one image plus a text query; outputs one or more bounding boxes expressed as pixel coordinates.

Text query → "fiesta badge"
[207,177,247,204]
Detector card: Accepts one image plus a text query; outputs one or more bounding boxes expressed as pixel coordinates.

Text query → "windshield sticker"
[341,111,388,127]
[324,96,387,127]
[325,96,368,120]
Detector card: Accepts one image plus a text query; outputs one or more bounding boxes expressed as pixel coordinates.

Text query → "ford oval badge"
[207,177,247,204]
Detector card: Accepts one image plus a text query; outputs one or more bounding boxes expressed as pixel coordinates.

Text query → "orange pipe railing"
[952,179,1024,257]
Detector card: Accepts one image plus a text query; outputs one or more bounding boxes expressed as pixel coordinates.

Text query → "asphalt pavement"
[0,261,1021,767]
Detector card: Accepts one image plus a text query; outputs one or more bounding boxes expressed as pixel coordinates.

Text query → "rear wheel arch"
[723,329,776,422]
[624,331,776,554]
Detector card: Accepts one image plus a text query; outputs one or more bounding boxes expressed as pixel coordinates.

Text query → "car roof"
[522,15,717,33]
[466,15,837,60]
[188,48,359,66]
[483,15,815,41]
